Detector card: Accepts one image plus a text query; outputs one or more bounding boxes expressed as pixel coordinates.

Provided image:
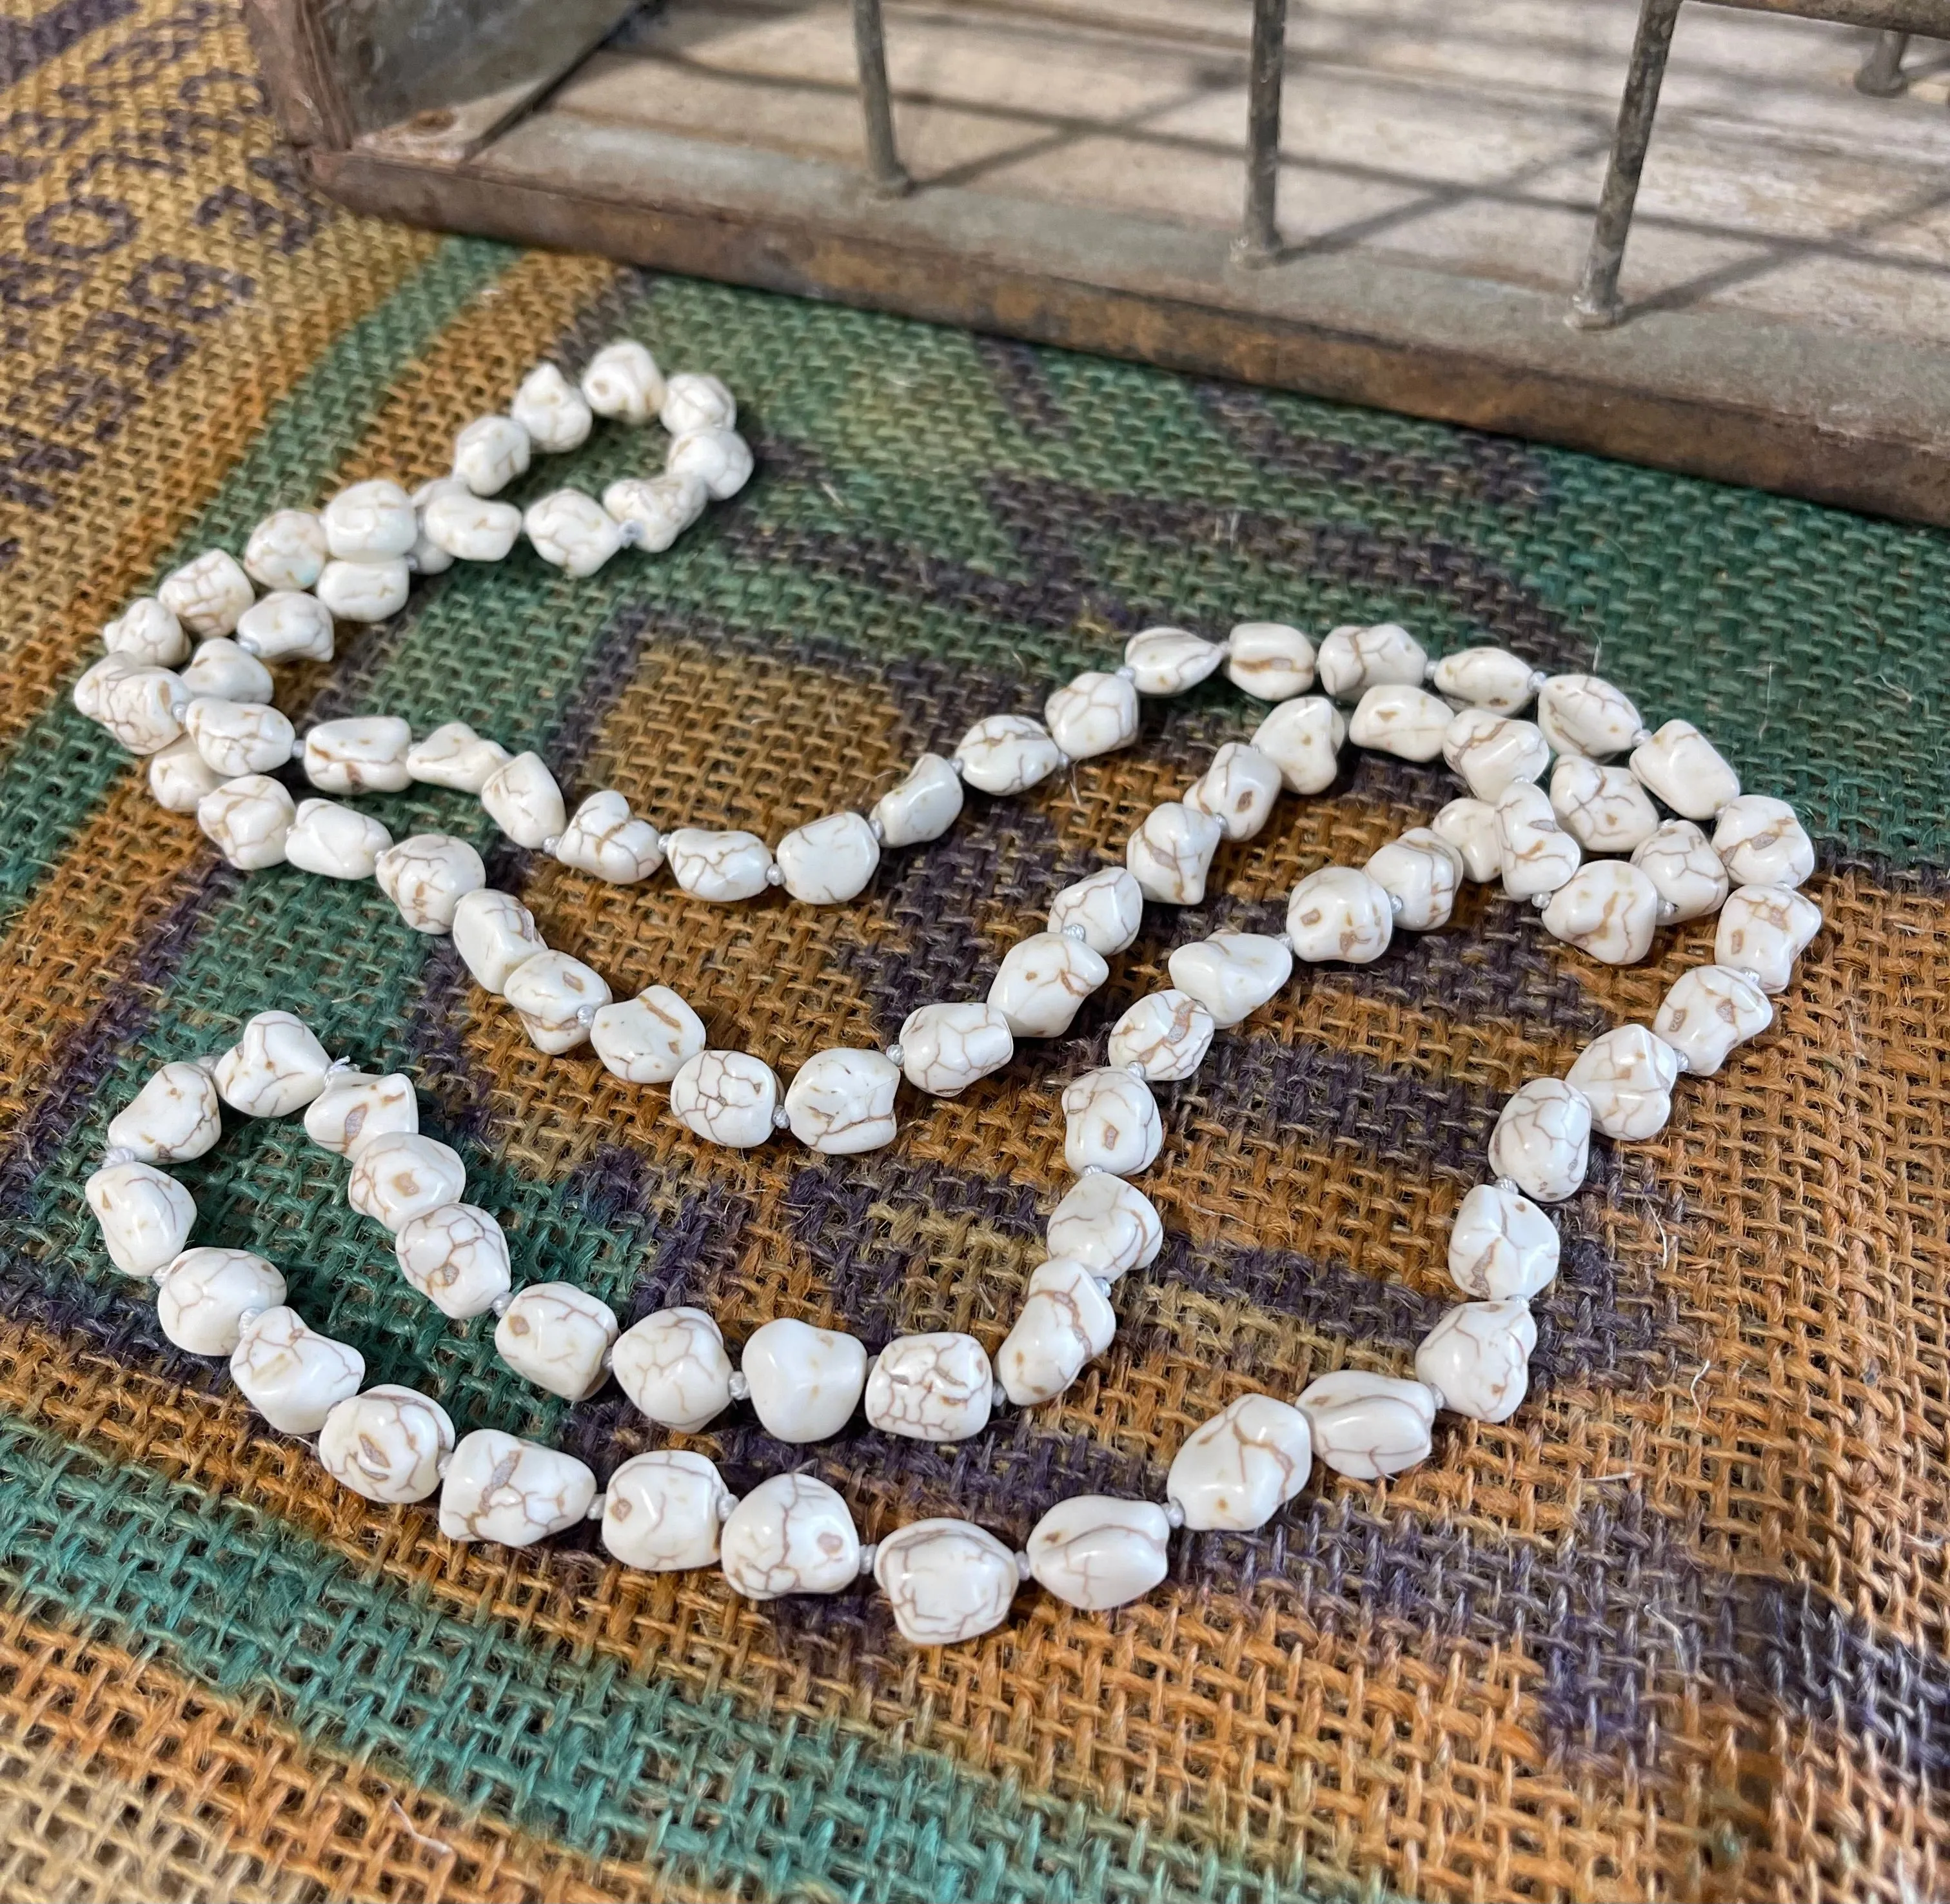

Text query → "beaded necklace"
[80,341,1822,1644]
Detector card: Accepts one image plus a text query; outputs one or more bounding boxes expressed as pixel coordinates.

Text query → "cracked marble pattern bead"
[1537,673,1641,758]
[348,1132,467,1232]
[214,1011,330,1117]
[319,1384,454,1504]
[554,790,664,884]
[785,1048,900,1154]
[408,721,511,795]
[1252,696,1344,794]
[495,1282,618,1401]
[394,1202,511,1319]
[1185,741,1281,841]
[1061,1067,1161,1177]
[608,477,705,555]
[1432,797,1503,882]
[1225,621,1315,700]
[286,798,391,880]
[898,1001,1013,1097]
[1365,829,1461,932]
[1549,756,1659,854]
[1442,707,1550,801]
[1631,819,1729,923]
[451,888,547,996]
[1417,1299,1537,1422]
[510,362,593,453]
[743,1317,868,1442]
[1297,1369,1437,1479]
[235,589,334,663]
[75,653,133,723]
[303,1069,417,1158]
[304,716,413,794]
[184,697,291,777]
[243,509,327,591]
[953,713,1065,794]
[1047,865,1143,954]
[156,1247,286,1355]
[159,549,252,637]
[315,557,409,623]
[1712,796,1815,889]
[480,751,567,850]
[86,1159,194,1276]
[776,810,878,903]
[1565,1024,1681,1140]
[1716,884,1822,994]
[375,833,486,933]
[438,1429,595,1545]
[1541,861,1662,965]
[865,1333,994,1442]
[405,486,454,576]
[987,931,1108,1037]
[1045,670,1138,759]
[1653,964,1771,1075]
[1167,930,1292,1028]
[1108,990,1214,1082]
[612,1307,734,1430]
[99,665,190,754]
[181,638,272,704]
[661,371,736,435]
[1126,800,1223,905]
[1316,622,1426,699]
[1167,1393,1313,1531]
[591,986,707,1084]
[1432,645,1539,712]
[664,827,773,901]
[1124,626,1223,695]
[1631,719,1740,820]
[230,1306,364,1435]
[666,426,753,500]
[1494,782,1581,899]
[1286,866,1394,963]
[601,1451,731,1571]
[998,1258,1115,1406]
[104,598,188,666]
[524,489,623,576]
[871,753,962,847]
[149,735,226,813]
[322,478,416,560]
[1046,1173,1162,1279]
[108,1059,221,1164]
[1027,1496,1170,1611]
[1448,1183,1559,1300]
[720,1473,859,1600]
[1488,1079,1592,1203]
[452,414,531,495]
[1350,682,1451,761]
[670,1050,780,1147]
[580,339,664,422]
[504,951,611,1051]
[874,1520,1019,1644]
[197,775,294,870]
[422,486,522,562]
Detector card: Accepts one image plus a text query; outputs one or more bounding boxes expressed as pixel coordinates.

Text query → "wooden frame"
[246,0,1950,529]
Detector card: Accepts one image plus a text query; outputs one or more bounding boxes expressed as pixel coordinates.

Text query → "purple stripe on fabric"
[0,0,137,85]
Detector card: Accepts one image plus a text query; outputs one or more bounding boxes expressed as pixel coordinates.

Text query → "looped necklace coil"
[80,338,1822,1644]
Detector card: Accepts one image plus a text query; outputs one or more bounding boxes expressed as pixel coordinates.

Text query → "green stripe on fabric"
[0,1411,1318,1904]
[0,237,519,912]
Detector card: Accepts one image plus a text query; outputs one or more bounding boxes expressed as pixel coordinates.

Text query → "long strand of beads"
[77,346,1826,1643]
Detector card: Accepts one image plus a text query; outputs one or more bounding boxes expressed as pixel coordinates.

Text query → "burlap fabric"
[1,5,1947,1900]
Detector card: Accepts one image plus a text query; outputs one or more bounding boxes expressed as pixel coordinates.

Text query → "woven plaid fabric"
[2,4,1948,1900]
